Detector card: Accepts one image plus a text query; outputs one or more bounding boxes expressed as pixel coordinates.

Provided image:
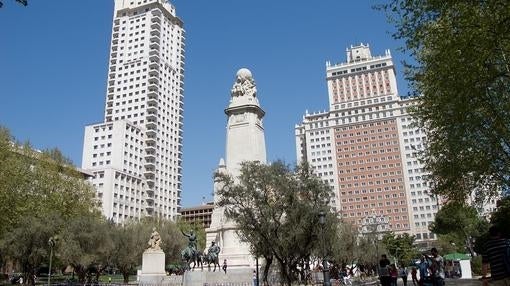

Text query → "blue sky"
[0,0,408,207]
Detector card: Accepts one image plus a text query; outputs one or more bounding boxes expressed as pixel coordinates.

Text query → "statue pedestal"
[183,268,253,286]
[206,209,255,269]
[139,249,166,285]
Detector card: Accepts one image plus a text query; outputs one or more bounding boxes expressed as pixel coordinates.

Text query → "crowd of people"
[378,248,445,286]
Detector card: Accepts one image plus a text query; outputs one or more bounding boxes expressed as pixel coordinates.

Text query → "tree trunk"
[95,268,102,283]
[465,234,476,257]
[119,266,131,284]
[21,261,36,286]
[276,259,292,286]
[74,265,87,283]
[262,255,273,285]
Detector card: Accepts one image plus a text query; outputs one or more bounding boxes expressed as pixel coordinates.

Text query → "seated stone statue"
[148,227,161,250]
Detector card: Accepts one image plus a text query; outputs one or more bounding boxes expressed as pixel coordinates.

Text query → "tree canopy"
[0,126,103,284]
[0,126,187,284]
[110,218,186,282]
[0,127,98,238]
[332,222,385,269]
[489,196,510,238]
[216,161,336,286]
[379,0,510,203]
[429,202,488,256]
[381,233,419,266]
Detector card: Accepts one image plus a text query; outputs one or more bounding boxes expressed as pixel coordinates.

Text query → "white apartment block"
[295,111,339,212]
[397,98,438,241]
[82,0,184,223]
[296,44,437,241]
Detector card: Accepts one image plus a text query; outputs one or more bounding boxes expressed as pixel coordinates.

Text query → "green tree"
[56,215,112,283]
[216,161,335,286]
[474,196,510,254]
[110,218,186,282]
[158,220,187,265]
[489,196,510,237]
[332,222,380,267]
[430,202,488,256]
[0,126,99,282]
[381,233,419,266]
[110,222,146,283]
[379,0,510,203]
[0,126,98,238]
[0,127,35,237]
[0,215,62,285]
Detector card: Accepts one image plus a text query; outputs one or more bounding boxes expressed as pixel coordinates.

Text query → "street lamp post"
[319,211,331,286]
[48,237,56,286]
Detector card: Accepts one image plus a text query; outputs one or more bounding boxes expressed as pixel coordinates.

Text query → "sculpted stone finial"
[231,68,257,98]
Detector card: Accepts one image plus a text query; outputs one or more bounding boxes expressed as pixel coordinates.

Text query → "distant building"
[296,44,438,243]
[81,0,185,223]
[179,202,214,229]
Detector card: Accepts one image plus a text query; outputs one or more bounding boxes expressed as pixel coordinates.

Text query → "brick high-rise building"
[82,0,185,223]
[296,44,439,241]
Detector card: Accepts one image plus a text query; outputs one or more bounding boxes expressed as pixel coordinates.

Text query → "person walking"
[390,265,398,286]
[379,254,392,286]
[222,259,228,274]
[427,248,445,286]
[418,255,429,286]
[481,225,510,286]
[411,267,418,286]
[399,265,408,286]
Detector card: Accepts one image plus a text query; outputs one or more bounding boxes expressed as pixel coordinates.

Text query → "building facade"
[179,203,214,229]
[82,0,185,223]
[296,44,438,242]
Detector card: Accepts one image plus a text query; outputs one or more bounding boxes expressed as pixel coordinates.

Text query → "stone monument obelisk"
[206,68,267,269]
[139,228,167,284]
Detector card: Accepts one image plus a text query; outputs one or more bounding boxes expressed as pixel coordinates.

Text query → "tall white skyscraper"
[82,0,185,223]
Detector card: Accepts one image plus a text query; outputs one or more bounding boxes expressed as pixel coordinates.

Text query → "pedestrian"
[390,265,398,286]
[427,248,444,286]
[379,254,391,286]
[411,267,418,286]
[418,255,429,286]
[445,261,453,278]
[341,266,352,286]
[399,265,408,286]
[222,259,227,274]
[481,225,510,286]
[252,270,257,286]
